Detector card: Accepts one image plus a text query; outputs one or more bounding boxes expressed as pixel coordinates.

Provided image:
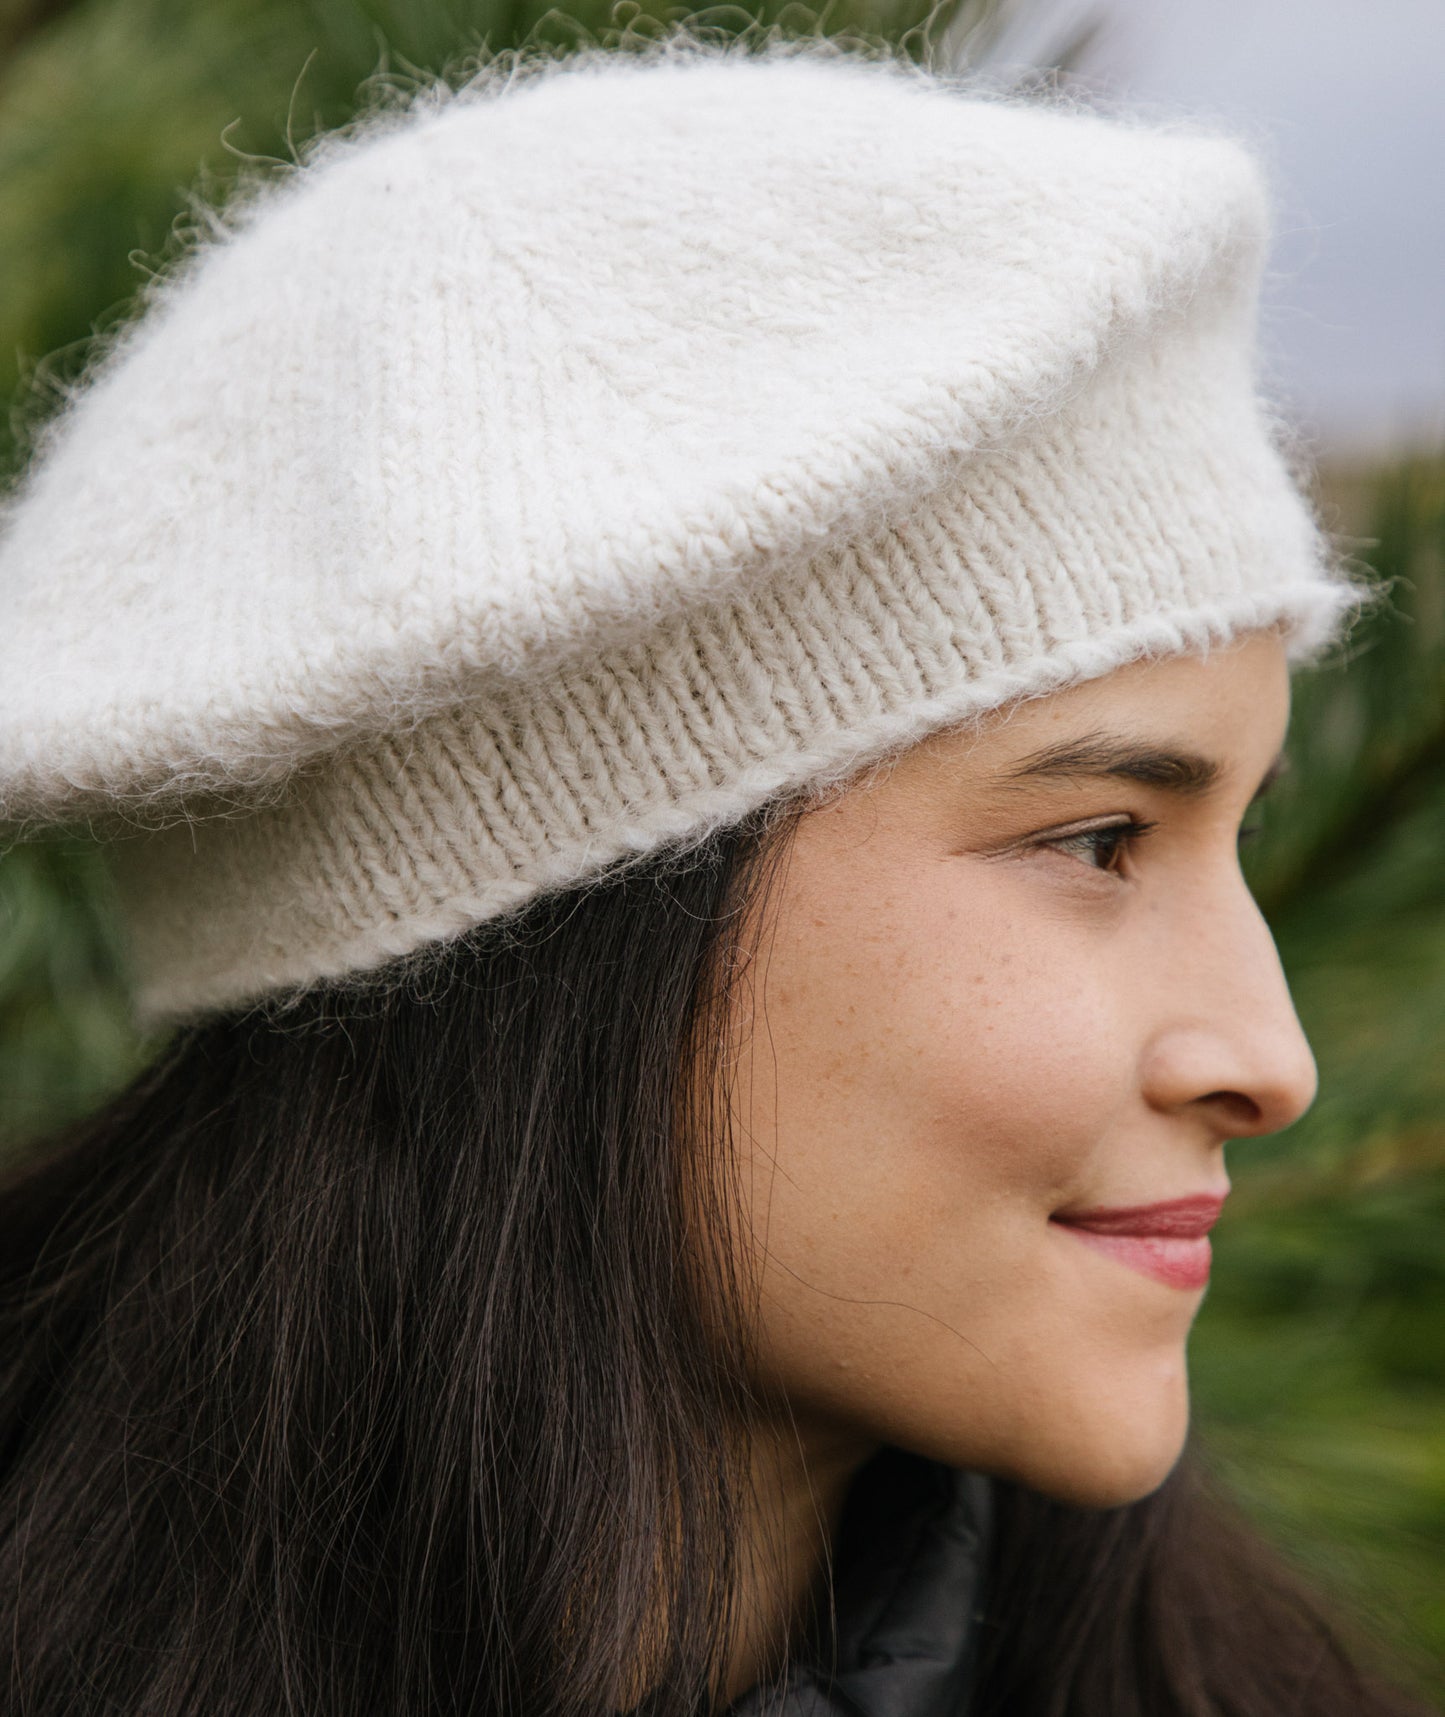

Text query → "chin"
[1023,1439,1186,1509]
[1008,1387,1193,1509]
[898,1365,1194,1510]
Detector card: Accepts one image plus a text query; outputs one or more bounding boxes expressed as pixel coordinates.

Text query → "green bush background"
[1,0,1442,1700]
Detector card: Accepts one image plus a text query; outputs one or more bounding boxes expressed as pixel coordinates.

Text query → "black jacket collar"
[727,1449,993,1717]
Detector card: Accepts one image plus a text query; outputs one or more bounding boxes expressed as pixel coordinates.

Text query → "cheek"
[739,861,1126,1246]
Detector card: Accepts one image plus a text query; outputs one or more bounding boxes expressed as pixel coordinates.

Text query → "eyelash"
[1040,816,1264,876]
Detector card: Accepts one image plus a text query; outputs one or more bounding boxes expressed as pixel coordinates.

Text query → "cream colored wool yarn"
[0,36,1360,1021]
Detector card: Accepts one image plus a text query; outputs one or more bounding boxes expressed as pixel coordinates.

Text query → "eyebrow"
[999,734,1288,800]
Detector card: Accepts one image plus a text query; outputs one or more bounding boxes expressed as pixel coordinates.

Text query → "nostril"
[1199,1090,1266,1134]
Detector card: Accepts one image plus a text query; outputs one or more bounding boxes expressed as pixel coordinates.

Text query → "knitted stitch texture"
[0,37,1360,1019]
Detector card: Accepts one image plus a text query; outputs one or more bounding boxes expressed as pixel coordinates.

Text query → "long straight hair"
[0,809,1433,1716]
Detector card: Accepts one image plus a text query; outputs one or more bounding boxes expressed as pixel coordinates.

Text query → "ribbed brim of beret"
[0,34,1362,1019]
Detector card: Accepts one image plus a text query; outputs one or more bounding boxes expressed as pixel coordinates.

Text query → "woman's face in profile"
[720,628,1318,1507]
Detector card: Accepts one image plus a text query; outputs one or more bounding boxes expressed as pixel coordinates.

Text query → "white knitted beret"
[0,37,1357,1021]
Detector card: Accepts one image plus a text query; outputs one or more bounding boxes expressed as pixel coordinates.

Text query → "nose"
[1138,885,1319,1141]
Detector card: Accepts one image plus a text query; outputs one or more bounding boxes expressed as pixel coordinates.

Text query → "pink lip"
[1050,1194,1226,1291]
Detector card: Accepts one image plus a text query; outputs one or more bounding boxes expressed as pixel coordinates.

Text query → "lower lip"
[1052,1225,1213,1291]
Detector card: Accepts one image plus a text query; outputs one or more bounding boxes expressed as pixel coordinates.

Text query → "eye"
[1041,816,1158,875]
[1041,815,1263,876]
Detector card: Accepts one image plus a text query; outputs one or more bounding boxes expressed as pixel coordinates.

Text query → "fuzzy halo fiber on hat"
[0,32,1361,1021]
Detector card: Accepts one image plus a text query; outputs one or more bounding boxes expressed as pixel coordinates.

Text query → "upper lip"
[1050,1193,1227,1239]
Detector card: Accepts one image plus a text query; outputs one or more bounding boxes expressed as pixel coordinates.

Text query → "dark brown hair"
[0,811,1433,1716]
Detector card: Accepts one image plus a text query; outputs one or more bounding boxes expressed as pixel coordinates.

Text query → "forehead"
[889,631,1292,790]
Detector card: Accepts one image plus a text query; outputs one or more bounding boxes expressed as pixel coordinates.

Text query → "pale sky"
[960,0,1445,459]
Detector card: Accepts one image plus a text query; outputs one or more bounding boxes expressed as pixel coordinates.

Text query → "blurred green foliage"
[0,840,142,1155]
[0,0,1442,1701]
